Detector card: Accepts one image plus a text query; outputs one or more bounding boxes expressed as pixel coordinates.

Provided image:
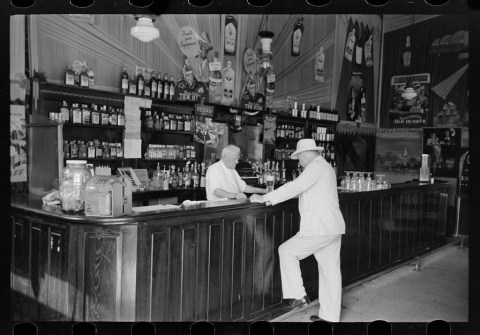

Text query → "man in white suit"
[250,139,345,322]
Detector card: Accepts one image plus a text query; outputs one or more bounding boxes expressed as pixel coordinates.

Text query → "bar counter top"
[11,181,450,226]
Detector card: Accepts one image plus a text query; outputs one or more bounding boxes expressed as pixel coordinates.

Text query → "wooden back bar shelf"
[11,182,449,322]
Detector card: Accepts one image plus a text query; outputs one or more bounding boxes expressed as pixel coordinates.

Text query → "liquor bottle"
[403,35,411,68]
[87,68,95,88]
[221,61,235,106]
[87,141,96,159]
[154,112,161,130]
[364,34,374,67]
[183,165,191,189]
[184,115,191,132]
[116,142,123,158]
[109,107,118,127]
[162,166,169,191]
[360,88,366,122]
[168,166,173,188]
[177,115,184,132]
[65,66,75,86]
[60,101,70,124]
[147,111,154,129]
[150,70,158,98]
[315,47,325,82]
[344,28,356,62]
[90,103,100,125]
[281,161,286,184]
[79,66,89,88]
[172,166,179,189]
[355,22,364,66]
[292,17,304,56]
[300,103,307,119]
[110,143,117,158]
[153,163,162,189]
[200,162,206,187]
[78,141,87,158]
[144,71,151,97]
[178,167,183,188]
[81,104,91,124]
[70,141,79,158]
[120,67,129,94]
[157,72,163,99]
[224,15,238,56]
[193,166,200,188]
[136,69,145,96]
[117,108,125,127]
[100,105,110,126]
[169,75,176,101]
[128,75,137,95]
[265,74,275,109]
[163,74,170,100]
[209,51,223,103]
[170,114,177,131]
[163,114,170,130]
[291,101,298,118]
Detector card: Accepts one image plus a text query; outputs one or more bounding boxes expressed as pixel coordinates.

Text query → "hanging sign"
[178,26,199,58]
[263,114,276,144]
[314,47,325,83]
[389,73,430,127]
[243,48,257,76]
[195,104,214,117]
[344,28,356,62]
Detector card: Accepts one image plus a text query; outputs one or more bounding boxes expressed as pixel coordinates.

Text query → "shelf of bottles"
[64,139,124,161]
[141,109,195,134]
[149,161,207,191]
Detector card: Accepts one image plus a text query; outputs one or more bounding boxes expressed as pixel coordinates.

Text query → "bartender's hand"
[235,192,247,200]
[249,194,265,203]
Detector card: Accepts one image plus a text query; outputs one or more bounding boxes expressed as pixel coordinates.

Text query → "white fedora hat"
[290,139,324,160]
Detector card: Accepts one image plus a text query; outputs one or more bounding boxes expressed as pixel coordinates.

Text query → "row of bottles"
[290,102,339,122]
[65,64,94,88]
[51,101,125,127]
[64,140,123,159]
[273,147,296,160]
[151,161,207,190]
[121,67,176,101]
[142,110,194,132]
[145,144,196,160]
[205,53,235,106]
[276,124,305,140]
[311,125,335,142]
[319,143,336,164]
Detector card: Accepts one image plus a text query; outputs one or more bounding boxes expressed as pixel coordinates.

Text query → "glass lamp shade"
[131,17,160,43]
[258,53,274,76]
[401,81,417,100]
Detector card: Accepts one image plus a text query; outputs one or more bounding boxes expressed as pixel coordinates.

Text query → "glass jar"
[59,160,91,213]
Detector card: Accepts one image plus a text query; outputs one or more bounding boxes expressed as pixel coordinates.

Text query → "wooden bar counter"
[11,182,449,322]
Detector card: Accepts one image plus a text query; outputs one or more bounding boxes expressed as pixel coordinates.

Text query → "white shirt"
[263,156,345,236]
[206,160,246,201]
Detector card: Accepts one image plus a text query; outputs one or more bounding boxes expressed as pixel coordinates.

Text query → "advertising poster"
[10,105,27,182]
[263,114,276,144]
[193,116,219,148]
[389,73,430,127]
[422,127,461,178]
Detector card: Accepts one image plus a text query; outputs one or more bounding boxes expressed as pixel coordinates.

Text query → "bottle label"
[118,115,125,126]
[91,112,100,125]
[80,75,89,87]
[61,107,70,123]
[292,29,302,55]
[170,85,175,98]
[66,73,75,86]
[225,22,237,54]
[129,83,136,94]
[209,62,222,72]
[151,81,157,93]
[122,78,128,90]
[344,30,355,61]
[364,36,373,67]
[144,86,151,97]
[72,110,82,123]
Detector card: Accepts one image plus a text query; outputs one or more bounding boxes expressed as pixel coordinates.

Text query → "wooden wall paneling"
[11,216,31,320]
[249,213,267,315]
[149,227,170,321]
[83,230,123,321]
[230,217,247,321]
[370,195,383,269]
[269,208,283,305]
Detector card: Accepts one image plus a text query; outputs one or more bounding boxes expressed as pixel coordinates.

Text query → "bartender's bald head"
[221,145,241,169]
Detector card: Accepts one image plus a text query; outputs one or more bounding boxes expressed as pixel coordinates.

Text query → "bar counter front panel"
[11,182,449,322]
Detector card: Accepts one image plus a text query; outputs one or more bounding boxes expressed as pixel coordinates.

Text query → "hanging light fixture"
[402,80,417,100]
[131,15,159,43]
[257,15,275,76]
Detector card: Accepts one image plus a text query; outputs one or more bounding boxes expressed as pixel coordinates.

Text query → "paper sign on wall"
[178,26,199,58]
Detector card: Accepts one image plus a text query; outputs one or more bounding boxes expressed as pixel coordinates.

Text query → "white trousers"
[278,233,342,322]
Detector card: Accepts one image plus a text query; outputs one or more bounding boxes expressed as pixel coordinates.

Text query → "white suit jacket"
[263,156,345,236]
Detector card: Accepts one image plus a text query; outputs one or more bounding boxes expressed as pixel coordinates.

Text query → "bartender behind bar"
[206,145,267,200]
[250,139,345,322]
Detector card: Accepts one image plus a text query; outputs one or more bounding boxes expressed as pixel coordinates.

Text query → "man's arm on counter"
[214,188,247,199]
[243,185,267,195]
